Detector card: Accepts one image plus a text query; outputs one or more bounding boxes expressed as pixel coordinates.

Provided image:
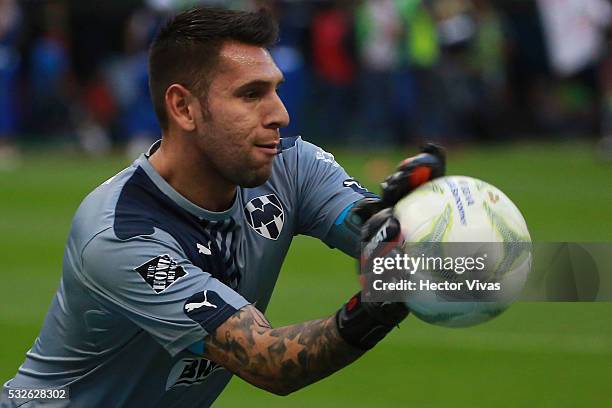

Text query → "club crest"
[243,194,284,240]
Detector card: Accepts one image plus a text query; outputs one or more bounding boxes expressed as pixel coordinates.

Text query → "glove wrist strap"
[335,293,408,350]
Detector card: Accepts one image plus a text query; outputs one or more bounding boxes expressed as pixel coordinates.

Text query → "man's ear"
[165,84,197,132]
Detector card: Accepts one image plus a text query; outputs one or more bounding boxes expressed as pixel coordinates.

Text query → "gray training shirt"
[2,136,375,408]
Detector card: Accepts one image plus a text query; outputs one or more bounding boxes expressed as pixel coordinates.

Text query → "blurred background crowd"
[0,0,611,163]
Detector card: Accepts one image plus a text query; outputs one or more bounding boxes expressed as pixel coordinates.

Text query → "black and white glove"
[350,143,446,225]
[335,208,408,350]
[335,143,446,350]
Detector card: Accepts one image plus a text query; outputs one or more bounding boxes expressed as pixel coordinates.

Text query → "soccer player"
[1,6,445,407]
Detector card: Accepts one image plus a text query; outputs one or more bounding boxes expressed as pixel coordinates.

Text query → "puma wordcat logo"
[184,290,218,312]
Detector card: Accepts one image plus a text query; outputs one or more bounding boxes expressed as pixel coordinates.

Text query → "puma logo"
[197,242,212,256]
[343,180,363,189]
[185,290,217,312]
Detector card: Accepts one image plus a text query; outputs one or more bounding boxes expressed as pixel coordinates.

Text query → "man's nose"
[264,92,290,130]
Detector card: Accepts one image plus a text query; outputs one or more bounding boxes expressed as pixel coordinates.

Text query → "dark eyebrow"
[234,77,285,95]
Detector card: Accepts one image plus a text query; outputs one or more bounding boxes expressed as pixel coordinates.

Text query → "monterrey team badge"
[244,194,284,240]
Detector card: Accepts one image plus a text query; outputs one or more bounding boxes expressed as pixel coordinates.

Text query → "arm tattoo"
[203,305,364,395]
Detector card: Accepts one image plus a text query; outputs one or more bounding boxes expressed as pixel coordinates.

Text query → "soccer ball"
[393,176,532,328]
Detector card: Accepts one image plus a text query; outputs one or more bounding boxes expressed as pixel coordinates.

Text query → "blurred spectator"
[537,0,611,78]
[27,1,73,139]
[498,0,550,135]
[431,0,482,141]
[104,8,161,158]
[471,0,506,94]
[435,0,476,47]
[603,28,612,131]
[537,0,612,136]
[268,0,310,138]
[75,67,115,155]
[598,24,612,158]
[396,0,441,143]
[355,0,403,144]
[3,0,610,154]
[0,0,21,169]
[468,0,509,139]
[311,0,357,141]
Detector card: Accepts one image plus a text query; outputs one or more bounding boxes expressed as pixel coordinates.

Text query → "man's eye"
[243,91,261,100]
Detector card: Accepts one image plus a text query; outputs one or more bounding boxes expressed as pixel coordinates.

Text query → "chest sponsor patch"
[166,358,223,389]
[243,193,284,240]
[134,254,187,293]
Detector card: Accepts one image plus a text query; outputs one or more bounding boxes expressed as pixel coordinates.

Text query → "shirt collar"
[134,140,240,221]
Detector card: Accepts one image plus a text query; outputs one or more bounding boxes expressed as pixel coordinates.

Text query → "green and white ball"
[393,176,532,328]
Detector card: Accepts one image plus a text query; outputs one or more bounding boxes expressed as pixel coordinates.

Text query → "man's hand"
[334,145,446,349]
[336,208,409,350]
[351,143,446,223]
[381,143,446,206]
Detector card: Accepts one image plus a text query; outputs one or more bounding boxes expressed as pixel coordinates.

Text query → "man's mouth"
[255,142,280,155]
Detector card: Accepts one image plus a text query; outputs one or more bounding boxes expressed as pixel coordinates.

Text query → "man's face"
[193,41,290,188]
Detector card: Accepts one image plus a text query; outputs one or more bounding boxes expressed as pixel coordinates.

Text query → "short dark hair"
[148,6,279,129]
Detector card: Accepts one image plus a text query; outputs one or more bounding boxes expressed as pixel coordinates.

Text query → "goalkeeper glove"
[335,144,446,350]
[350,143,446,224]
[335,208,408,350]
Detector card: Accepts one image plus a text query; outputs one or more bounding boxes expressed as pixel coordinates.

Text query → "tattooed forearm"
[203,305,364,396]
